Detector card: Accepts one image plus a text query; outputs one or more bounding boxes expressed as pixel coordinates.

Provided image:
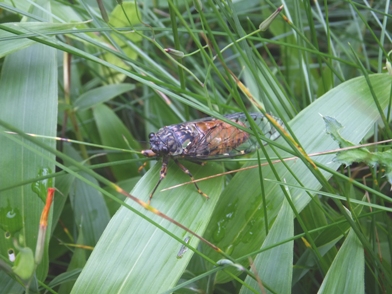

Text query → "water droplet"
[213,199,239,242]
[6,210,16,218]
[0,199,23,233]
[240,199,265,244]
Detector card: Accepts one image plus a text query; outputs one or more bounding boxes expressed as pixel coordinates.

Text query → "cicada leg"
[190,160,207,166]
[138,161,147,173]
[148,156,169,204]
[174,159,209,200]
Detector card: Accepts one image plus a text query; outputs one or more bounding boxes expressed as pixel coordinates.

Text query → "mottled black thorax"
[148,123,201,157]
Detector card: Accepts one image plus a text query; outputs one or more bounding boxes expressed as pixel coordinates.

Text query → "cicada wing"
[184,113,283,160]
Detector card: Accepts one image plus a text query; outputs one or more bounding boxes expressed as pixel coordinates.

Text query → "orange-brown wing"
[163,112,283,160]
[182,119,251,159]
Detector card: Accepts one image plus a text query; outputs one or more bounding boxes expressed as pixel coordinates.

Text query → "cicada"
[142,112,284,202]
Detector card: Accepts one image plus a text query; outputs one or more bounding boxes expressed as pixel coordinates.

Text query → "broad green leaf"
[0,0,57,287]
[71,161,224,293]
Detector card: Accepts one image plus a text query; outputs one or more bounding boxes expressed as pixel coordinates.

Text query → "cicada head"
[147,128,181,156]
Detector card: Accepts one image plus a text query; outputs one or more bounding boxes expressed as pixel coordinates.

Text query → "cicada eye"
[161,146,169,154]
[148,132,155,139]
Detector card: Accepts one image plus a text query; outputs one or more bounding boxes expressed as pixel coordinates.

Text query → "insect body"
[142,112,283,202]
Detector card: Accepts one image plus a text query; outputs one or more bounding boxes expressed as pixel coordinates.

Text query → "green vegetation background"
[0,1,391,293]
